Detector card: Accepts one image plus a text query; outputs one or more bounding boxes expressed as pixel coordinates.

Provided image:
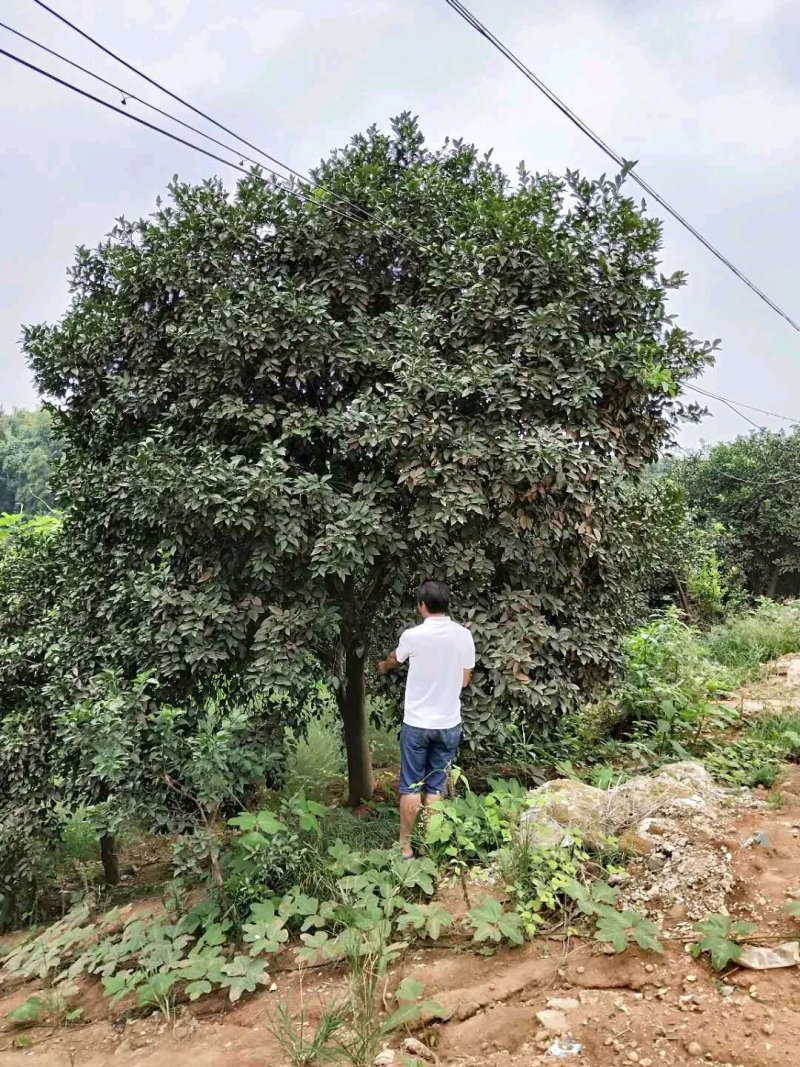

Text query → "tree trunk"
[672,570,691,619]
[100,833,120,886]
[338,643,375,807]
[765,563,781,599]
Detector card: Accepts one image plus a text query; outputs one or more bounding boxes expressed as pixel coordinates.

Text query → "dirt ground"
[2,657,800,1067]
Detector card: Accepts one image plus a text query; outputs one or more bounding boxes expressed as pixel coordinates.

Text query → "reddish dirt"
[3,661,800,1066]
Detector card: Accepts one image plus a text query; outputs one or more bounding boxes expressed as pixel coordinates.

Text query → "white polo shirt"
[395,616,476,729]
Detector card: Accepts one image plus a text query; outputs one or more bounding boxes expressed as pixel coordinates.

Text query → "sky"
[1,0,799,448]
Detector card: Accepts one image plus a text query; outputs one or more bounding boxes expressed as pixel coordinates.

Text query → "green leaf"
[395,978,425,1003]
[8,996,47,1027]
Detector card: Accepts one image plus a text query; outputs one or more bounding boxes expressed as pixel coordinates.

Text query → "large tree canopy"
[24,116,712,803]
[671,428,800,598]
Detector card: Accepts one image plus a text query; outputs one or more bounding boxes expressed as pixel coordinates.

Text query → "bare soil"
[2,658,800,1067]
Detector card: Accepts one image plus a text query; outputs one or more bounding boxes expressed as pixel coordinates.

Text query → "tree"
[672,429,800,598]
[24,116,713,805]
[0,408,60,514]
[635,475,737,623]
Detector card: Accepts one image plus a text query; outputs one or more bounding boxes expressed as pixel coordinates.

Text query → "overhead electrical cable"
[0,46,374,228]
[684,385,800,427]
[0,19,277,176]
[27,0,407,242]
[440,0,800,334]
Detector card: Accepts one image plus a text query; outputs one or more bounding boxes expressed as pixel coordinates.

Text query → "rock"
[686,1041,703,1057]
[534,1009,569,1034]
[618,830,654,856]
[401,1037,436,1063]
[520,762,717,847]
[520,780,606,847]
[374,1051,396,1067]
[546,997,580,1011]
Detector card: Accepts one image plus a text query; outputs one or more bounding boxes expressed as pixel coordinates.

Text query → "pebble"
[686,1042,703,1058]
[401,1037,436,1063]
[627,1053,639,1063]
[762,1021,775,1036]
[534,1009,568,1034]
[645,963,655,973]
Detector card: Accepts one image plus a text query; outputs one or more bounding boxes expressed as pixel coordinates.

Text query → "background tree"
[671,429,800,598]
[0,408,60,514]
[24,116,713,805]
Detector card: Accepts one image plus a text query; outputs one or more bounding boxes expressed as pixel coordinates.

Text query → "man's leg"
[398,725,428,858]
[424,725,462,803]
[399,793,422,858]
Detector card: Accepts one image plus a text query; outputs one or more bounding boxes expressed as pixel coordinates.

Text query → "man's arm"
[376,650,402,676]
[462,629,476,688]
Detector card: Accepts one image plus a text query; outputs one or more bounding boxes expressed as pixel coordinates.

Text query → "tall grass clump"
[283,686,345,800]
[704,600,800,681]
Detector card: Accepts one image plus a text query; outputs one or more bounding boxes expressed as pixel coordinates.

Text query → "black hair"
[416,579,450,614]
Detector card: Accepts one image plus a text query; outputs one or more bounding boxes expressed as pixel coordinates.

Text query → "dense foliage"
[671,428,800,598]
[0,408,59,513]
[23,116,713,804]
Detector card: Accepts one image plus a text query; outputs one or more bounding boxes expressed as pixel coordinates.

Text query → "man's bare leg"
[399,793,422,858]
[423,791,441,808]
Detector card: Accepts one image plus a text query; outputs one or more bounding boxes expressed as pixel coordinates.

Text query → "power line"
[441,0,800,334]
[0,46,367,228]
[28,0,403,242]
[684,385,800,427]
[0,20,273,175]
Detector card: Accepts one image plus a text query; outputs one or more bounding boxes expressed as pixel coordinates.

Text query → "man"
[377,580,475,858]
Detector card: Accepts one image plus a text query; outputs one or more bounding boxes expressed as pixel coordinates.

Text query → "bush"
[620,608,732,727]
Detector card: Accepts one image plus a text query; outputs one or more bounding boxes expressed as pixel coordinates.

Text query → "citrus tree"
[673,429,800,597]
[24,116,713,804]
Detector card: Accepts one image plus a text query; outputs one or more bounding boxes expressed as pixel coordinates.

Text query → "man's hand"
[377,651,400,676]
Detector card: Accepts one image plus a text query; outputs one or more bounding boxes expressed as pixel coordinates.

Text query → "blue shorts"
[399,724,462,796]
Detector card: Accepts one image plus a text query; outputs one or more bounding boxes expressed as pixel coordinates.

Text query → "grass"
[284,696,345,800]
[704,599,800,682]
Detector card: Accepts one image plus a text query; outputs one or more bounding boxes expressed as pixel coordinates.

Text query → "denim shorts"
[399,723,463,795]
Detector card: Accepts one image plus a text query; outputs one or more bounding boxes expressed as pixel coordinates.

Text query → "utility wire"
[28,0,405,242]
[0,20,274,176]
[441,0,800,334]
[684,384,800,427]
[0,46,369,227]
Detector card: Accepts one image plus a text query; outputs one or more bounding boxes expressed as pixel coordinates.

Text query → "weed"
[266,989,347,1066]
[690,914,755,970]
[565,880,663,954]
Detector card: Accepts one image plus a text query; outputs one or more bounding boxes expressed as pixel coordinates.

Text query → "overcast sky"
[2,0,799,447]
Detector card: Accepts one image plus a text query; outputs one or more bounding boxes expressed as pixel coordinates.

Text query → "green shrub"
[621,609,732,728]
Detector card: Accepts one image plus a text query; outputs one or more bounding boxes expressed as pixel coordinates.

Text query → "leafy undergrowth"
[0,778,665,1049]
